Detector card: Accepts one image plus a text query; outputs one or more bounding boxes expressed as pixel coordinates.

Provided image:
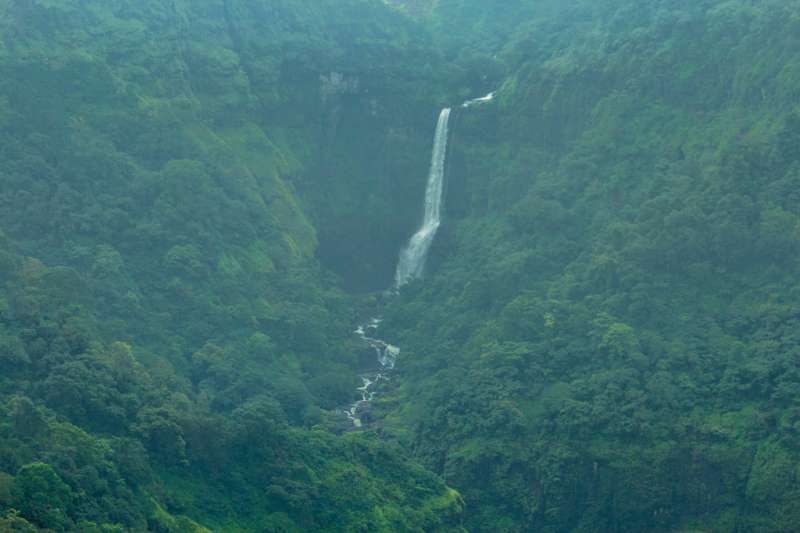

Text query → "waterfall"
[343,92,494,429]
[462,91,495,108]
[394,107,452,287]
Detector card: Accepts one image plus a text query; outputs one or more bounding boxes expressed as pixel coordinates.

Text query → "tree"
[10,462,74,531]
[10,397,47,439]
[0,331,29,372]
[600,322,647,368]
[0,509,38,532]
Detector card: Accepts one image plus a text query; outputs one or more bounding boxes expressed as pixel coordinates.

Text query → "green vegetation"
[2,0,800,531]
[0,0,463,530]
[379,1,800,531]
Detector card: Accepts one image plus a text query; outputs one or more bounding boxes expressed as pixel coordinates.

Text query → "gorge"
[2,1,800,532]
[348,92,497,429]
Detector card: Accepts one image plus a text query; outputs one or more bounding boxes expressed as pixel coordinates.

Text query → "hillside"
[2,0,800,532]
[0,1,464,531]
[380,1,800,531]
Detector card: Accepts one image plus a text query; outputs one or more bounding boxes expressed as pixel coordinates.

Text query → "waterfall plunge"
[393,92,494,288]
[394,108,452,287]
[343,94,494,428]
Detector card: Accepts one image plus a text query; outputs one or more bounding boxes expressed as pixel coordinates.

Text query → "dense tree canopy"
[1,0,800,531]
[376,1,800,531]
[0,0,464,530]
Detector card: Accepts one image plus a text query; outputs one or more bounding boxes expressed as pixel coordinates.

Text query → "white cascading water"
[345,93,494,428]
[462,91,494,108]
[394,107,452,287]
[345,319,400,428]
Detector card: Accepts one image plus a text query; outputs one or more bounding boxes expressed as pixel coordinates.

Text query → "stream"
[344,318,399,428]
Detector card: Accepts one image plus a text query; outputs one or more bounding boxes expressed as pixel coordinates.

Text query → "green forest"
[1,0,800,531]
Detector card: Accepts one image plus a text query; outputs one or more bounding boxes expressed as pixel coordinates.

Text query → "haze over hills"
[1,1,800,532]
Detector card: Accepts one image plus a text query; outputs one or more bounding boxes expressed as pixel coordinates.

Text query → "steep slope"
[0,1,466,530]
[381,1,800,531]
[4,0,800,531]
